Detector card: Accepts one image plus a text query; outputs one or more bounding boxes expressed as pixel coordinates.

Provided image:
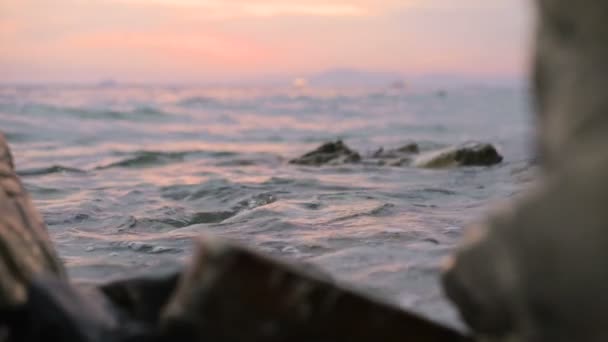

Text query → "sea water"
[0,83,535,328]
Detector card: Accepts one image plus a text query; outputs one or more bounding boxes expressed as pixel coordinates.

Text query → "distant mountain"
[307,68,405,87]
[300,69,523,88]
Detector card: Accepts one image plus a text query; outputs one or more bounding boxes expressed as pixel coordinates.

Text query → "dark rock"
[366,143,419,167]
[414,143,503,168]
[371,143,419,159]
[397,143,420,154]
[100,272,181,325]
[289,140,361,166]
[454,143,503,166]
[161,236,472,342]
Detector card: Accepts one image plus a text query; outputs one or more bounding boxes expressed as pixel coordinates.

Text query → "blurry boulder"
[0,133,66,309]
[289,140,361,166]
[161,235,472,342]
[443,0,608,341]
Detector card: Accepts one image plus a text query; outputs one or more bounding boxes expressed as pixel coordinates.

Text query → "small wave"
[96,152,187,169]
[95,150,237,170]
[12,103,168,121]
[176,96,221,107]
[18,165,86,177]
[2,131,28,142]
[123,211,237,229]
[327,203,396,223]
[421,188,457,195]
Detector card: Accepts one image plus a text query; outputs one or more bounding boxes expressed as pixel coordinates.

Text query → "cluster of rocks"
[290,140,503,168]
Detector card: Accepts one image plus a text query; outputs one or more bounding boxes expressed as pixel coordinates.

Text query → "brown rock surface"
[0,133,66,309]
[162,236,472,342]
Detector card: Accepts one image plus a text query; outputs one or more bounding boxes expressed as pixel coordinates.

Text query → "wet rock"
[289,140,361,166]
[397,143,421,154]
[414,143,503,168]
[161,236,472,341]
[372,143,419,159]
[367,143,420,166]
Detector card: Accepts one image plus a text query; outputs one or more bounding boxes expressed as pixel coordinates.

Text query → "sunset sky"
[0,0,532,83]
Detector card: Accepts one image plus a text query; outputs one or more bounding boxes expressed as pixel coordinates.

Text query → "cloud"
[116,0,367,17]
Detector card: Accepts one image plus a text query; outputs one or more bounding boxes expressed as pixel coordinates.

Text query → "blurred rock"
[443,1,608,341]
[161,236,471,342]
[0,133,66,309]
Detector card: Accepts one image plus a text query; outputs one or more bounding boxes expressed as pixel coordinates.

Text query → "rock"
[0,133,66,309]
[397,143,421,154]
[161,236,472,341]
[5,238,471,341]
[372,143,420,159]
[289,140,361,166]
[414,143,503,168]
[367,143,420,166]
[443,1,608,341]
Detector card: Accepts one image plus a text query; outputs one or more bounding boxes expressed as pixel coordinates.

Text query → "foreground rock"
[443,1,608,341]
[162,236,472,341]
[0,133,66,309]
[289,140,361,166]
[292,140,503,168]
[9,240,472,341]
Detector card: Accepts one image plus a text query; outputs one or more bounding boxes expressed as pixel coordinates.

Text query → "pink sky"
[0,0,532,83]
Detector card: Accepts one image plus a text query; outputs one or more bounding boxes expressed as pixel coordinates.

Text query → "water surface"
[0,84,535,328]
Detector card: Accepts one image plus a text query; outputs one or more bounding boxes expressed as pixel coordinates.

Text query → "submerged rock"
[414,143,503,168]
[289,140,361,166]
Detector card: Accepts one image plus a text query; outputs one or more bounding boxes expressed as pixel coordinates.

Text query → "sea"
[0,83,536,329]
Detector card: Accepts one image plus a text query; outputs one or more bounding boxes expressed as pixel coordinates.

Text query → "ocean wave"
[176,96,222,108]
[3,102,168,121]
[95,150,237,170]
[114,192,278,231]
[18,165,87,177]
